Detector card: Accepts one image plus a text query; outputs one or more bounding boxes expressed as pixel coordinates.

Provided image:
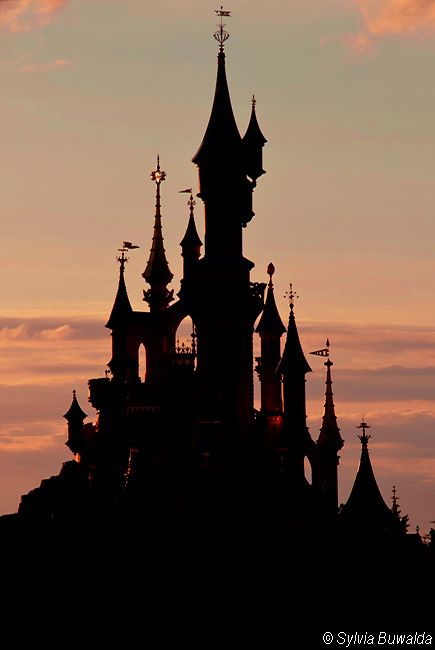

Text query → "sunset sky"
[1,0,435,531]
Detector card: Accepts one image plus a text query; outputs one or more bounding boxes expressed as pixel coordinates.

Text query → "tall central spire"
[192,8,241,169]
[143,156,174,312]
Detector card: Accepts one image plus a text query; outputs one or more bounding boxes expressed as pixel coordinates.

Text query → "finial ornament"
[357,419,371,447]
[214,6,231,51]
[252,94,256,109]
[284,283,299,311]
[179,187,195,216]
[267,262,275,287]
[150,155,166,185]
[117,247,128,272]
[150,155,166,222]
[188,193,195,217]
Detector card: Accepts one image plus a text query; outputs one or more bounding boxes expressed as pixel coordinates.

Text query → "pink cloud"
[19,58,70,74]
[357,0,435,36]
[0,0,67,33]
[341,30,376,56]
[345,0,435,55]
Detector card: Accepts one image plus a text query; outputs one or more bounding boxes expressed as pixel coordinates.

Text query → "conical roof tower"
[143,156,174,312]
[341,420,395,532]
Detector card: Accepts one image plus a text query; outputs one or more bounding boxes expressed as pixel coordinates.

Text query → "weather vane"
[117,241,139,272]
[214,6,231,51]
[179,187,195,216]
[357,419,371,445]
[310,339,330,358]
[284,283,299,310]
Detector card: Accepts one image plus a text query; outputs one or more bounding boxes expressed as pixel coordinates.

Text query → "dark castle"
[6,11,426,554]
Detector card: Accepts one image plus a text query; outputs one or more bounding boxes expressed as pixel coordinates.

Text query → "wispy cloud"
[345,0,435,55]
[0,0,67,33]
[357,0,435,36]
[19,58,70,73]
[341,30,376,57]
[0,316,108,386]
[0,317,105,344]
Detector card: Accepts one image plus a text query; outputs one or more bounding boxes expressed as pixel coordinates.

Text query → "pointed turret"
[314,345,344,518]
[256,263,286,337]
[278,287,312,377]
[63,389,87,423]
[242,96,267,182]
[341,421,395,532]
[317,355,344,452]
[106,248,139,383]
[106,250,133,329]
[64,389,87,454]
[390,485,409,534]
[192,49,241,170]
[143,157,174,312]
[256,263,286,422]
[192,8,259,257]
[180,192,202,278]
[277,286,313,500]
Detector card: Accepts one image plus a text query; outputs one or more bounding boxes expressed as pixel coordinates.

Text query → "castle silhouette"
[6,12,426,555]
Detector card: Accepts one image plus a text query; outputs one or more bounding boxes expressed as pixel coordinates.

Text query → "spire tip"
[284,283,299,312]
[214,6,231,52]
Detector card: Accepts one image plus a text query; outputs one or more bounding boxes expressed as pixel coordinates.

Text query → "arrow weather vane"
[214,6,231,51]
[310,339,330,358]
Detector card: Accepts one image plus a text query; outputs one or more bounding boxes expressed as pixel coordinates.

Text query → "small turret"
[180,192,202,277]
[242,95,267,182]
[277,285,313,496]
[317,350,344,452]
[106,249,133,329]
[313,342,344,518]
[278,285,312,379]
[391,485,409,534]
[256,263,286,419]
[63,389,87,454]
[106,248,138,383]
[143,156,174,312]
[256,263,286,338]
[340,420,396,533]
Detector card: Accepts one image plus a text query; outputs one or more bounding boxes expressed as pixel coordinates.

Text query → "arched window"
[174,316,196,369]
[304,456,312,486]
[139,343,147,382]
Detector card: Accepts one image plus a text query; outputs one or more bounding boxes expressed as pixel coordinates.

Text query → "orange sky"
[1,0,435,532]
